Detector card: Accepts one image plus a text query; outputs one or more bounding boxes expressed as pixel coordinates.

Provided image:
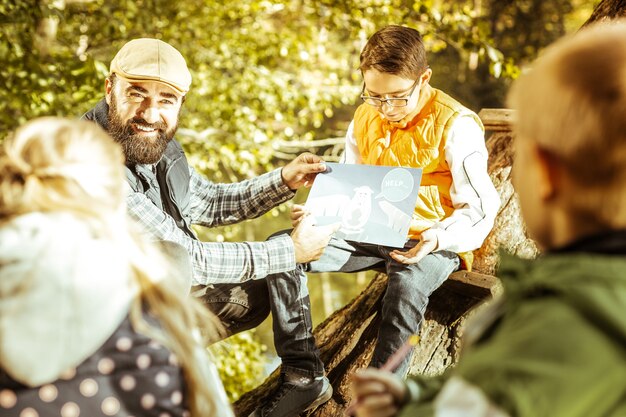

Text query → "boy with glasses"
[254,25,499,417]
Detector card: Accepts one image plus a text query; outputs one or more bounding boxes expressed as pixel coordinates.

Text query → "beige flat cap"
[110,38,191,94]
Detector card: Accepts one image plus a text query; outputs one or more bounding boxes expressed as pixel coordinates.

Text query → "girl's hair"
[0,117,126,222]
[359,25,428,79]
[507,21,626,230]
[0,117,228,416]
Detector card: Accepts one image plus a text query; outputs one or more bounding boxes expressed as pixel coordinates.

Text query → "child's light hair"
[0,117,229,416]
[0,117,125,224]
[508,21,626,229]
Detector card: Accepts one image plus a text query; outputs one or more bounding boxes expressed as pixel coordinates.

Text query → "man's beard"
[107,97,178,165]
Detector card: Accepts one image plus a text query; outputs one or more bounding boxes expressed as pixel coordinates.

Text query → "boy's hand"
[281,152,326,190]
[290,214,340,263]
[349,368,407,417]
[389,234,438,264]
[290,204,309,227]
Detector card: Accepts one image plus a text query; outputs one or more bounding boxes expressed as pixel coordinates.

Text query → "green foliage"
[439,0,594,109]
[1,0,518,174]
[210,330,269,402]
[0,0,105,135]
[3,0,591,167]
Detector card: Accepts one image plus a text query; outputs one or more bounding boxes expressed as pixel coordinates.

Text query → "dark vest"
[82,99,196,238]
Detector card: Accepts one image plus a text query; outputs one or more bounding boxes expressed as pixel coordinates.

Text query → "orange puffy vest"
[353,88,483,269]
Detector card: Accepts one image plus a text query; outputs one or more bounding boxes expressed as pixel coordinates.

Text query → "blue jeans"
[194,266,323,378]
[265,234,460,378]
[195,235,328,379]
[164,239,321,376]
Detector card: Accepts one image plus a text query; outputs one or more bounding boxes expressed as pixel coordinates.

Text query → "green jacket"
[402,232,626,417]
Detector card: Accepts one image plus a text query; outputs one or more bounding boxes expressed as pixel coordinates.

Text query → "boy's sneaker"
[248,375,332,417]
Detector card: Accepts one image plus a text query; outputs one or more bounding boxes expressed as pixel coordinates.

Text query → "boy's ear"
[421,68,433,85]
[534,145,560,201]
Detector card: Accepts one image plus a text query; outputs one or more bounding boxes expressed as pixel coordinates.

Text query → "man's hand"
[290,214,340,263]
[281,152,327,190]
[389,233,438,264]
[290,204,309,227]
[350,368,407,417]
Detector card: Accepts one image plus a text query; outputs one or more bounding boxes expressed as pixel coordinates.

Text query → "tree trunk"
[234,109,538,417]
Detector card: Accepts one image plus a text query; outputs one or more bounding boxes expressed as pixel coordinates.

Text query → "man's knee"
[192,279,271,338]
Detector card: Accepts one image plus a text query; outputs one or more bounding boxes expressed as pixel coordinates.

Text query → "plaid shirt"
[127,167,296,286]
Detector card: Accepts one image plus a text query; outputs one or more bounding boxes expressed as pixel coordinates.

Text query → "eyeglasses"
[360,78,420,108]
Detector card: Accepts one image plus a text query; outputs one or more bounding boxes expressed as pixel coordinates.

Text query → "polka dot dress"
[0,314,190,417]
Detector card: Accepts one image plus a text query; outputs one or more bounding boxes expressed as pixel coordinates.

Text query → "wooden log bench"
[234,108,538,417]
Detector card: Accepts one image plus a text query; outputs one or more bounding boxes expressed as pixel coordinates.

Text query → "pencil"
[343,335,420,416]
[380,334,420,372]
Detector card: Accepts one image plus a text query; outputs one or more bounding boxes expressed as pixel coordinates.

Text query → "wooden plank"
[444,270,500,299]
[478,108,514,131]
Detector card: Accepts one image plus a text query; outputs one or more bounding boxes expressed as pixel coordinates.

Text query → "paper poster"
[305,163,423,248]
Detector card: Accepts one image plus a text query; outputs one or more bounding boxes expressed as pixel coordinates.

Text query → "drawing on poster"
[305,163,423,247]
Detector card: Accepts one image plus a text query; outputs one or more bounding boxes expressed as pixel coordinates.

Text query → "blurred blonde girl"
[0,117,234,417]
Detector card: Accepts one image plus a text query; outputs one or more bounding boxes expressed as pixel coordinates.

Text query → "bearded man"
[83,39,337,416]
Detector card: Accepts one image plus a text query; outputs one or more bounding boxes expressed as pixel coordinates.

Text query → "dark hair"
[359,25,428,79]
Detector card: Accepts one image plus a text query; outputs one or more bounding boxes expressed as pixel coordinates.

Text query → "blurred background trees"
[0,0,596,400]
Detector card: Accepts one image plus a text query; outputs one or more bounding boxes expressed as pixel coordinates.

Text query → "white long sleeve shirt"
[342,115,500,253]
